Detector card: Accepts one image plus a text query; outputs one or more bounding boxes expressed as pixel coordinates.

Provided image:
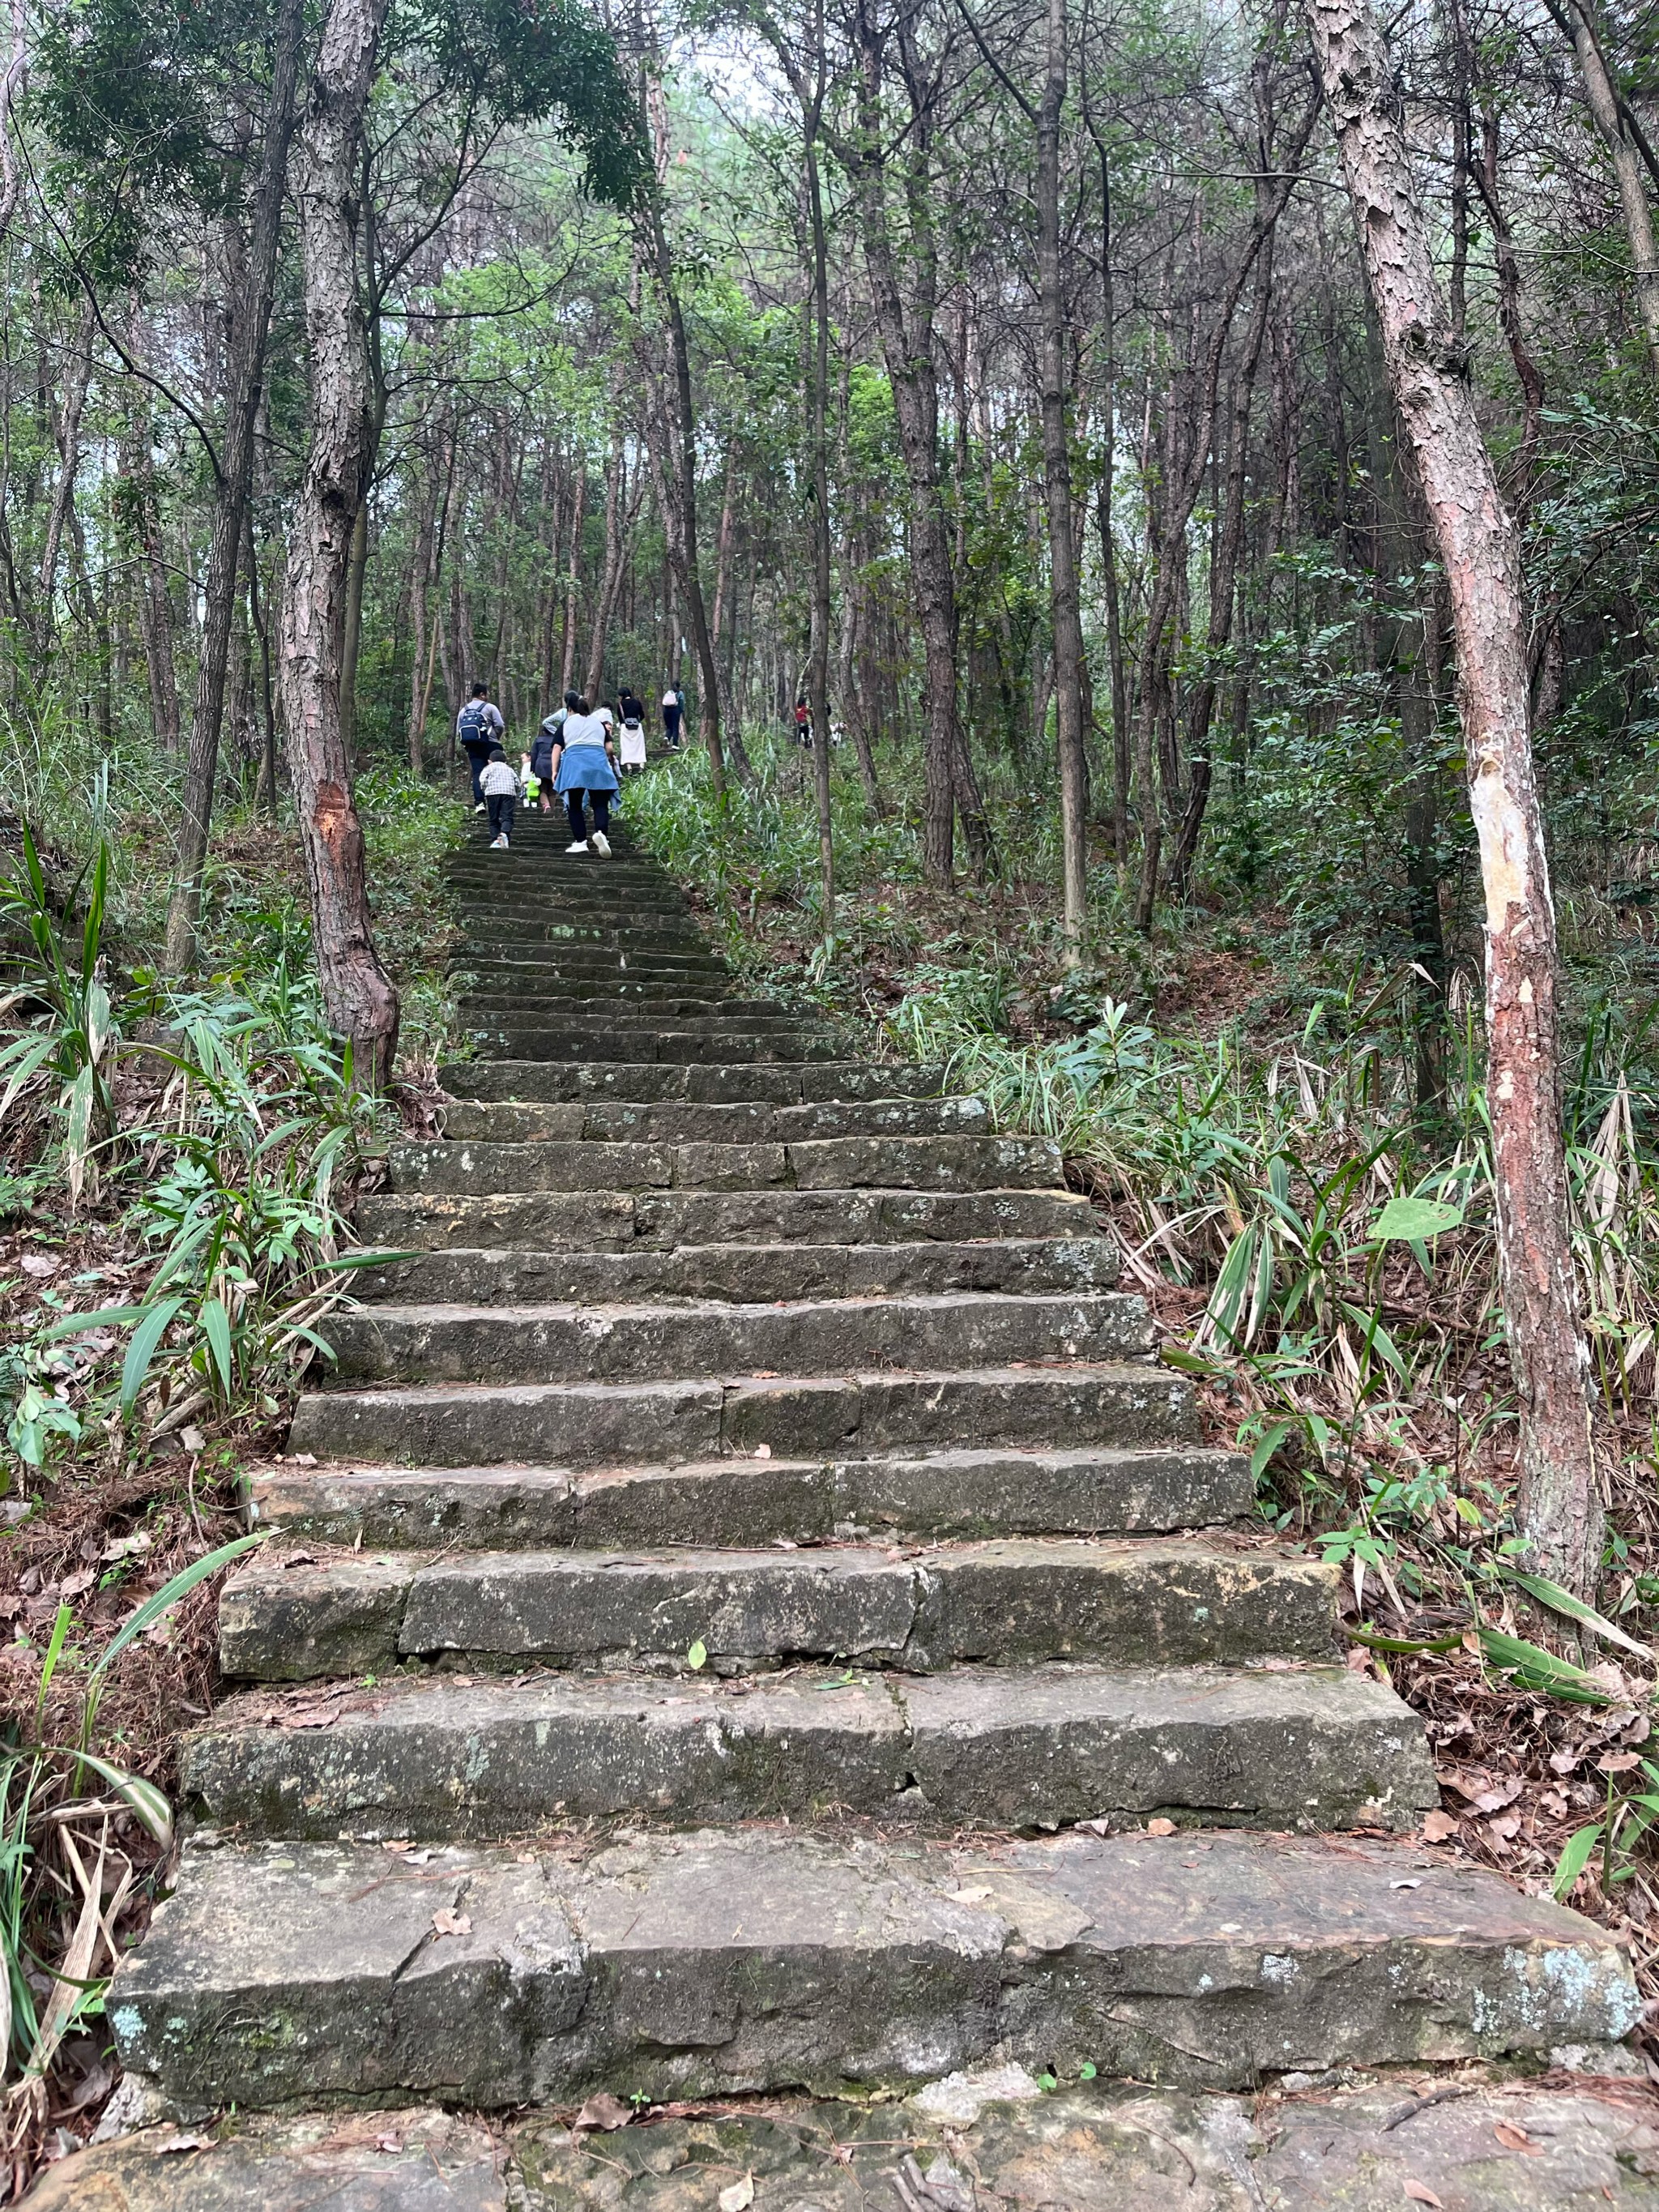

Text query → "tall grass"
[893,962,1659,1607]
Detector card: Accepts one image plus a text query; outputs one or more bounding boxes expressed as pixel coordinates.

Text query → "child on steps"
[480,745,518,848]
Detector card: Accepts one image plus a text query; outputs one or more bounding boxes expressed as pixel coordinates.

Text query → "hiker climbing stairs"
[108,813,1640,2116]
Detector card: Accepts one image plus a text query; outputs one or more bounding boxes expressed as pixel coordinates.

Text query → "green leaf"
[1247,1419,1294,1481]
[60,1749,173,1848]
[1370,1196,1463,1242]
[1346,1625,1462,1656]
[91,1533,262,1682]
[1552,1822,1603,1898]
[122,1297,183,1410]
[1077,2061,1097,2080]
[1160,1344,1223,1376]
[1478,1628,1612,1704]
[686,1639,707,1671]
[199,1296,234,1397]
[1500,1568,1654,1663]
[39,1303,144,1342]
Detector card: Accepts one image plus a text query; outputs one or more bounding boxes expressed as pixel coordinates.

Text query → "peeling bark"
[277,0,399,1088]
[1306,0,1599,1593]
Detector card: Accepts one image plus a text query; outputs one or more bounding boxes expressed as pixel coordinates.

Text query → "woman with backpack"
[550,696,620,856]
[617,699,648,774]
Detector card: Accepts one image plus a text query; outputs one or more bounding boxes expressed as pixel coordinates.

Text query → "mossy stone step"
[436,1094,989,1143]
[458,1027,838,1064]
[286,1360,1201,1468]
[386,1132,1063,1197]
[353,1185,1096,1253]
[184,1661,1436,1838]
[352,1232,1115,1307]
[216,1535,1334,1679]
[249,1443,1252,1550]
[437,1059,946,1104]
[109,1827,1640,2109]
[322,1290,1150,1386]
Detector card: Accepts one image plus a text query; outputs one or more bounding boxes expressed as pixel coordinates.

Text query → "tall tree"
[164,0,305,970]
[279,0,401,1086]
[1305,0,1601,1594]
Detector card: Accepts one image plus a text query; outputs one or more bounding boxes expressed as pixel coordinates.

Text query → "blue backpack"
[457,699,491,749]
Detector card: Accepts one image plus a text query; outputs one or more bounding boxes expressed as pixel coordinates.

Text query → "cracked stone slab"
[217,1537,1338,1680]
[182,1660,1433,1840]
[109,1828,1640,2110]
[247,1445,1252,1551]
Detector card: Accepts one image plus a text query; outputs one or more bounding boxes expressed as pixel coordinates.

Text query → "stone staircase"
[108,812,1640,2126]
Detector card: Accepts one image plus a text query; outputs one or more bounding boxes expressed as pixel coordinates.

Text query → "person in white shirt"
[661,685,682,749]
[550,697,620,856]
[478,745,519,848]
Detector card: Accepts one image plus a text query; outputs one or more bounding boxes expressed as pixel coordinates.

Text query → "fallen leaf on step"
[156,2136,211,2155]
[718,2177,754,2211]
[294,1452,318,1466]
[431,1908,471,1937]
[179,1425,206,1454]
[1420,1810,1458,1843]
[1077,1818,1112,1836]
[375,2135,403,2154]
[1492,2121,1542,2154]
[1145,1818,1177,1837]
[20,1254,57,1278]
[574,2091,633,2133]
[953,1886,993,1902]
[1390,1878,1422,1890]
[753,1443,771,1458]
[1404,2184,1444,2207]
[383,1838,414,1853]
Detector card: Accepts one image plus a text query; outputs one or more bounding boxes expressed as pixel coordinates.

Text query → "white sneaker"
[565,839,590,854]
[473,803,486,814]
[591,831,611,857]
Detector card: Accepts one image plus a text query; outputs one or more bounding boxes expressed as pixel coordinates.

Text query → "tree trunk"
[1306,0,1599,1593]
[164,0,304,968]
[583,422,625,704]
[278,0,399,1087]
[560,465,585,696]
[1554,0,1659,373]
[124,404,181,756]
[1038,0,1088,956]
[804,117,835,942]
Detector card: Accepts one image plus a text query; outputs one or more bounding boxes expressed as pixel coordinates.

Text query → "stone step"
[461,1002,812,1029]
[324,1290,1152,1386]
[437,1094,990,1143]
[38,2076,1659,2212]
[458,954,732,982]
[184,1661,1438,1839]
[458,1027,837,1063]
[109,1826,1640,2109]
[386,1133,1063,1197]
[354,1234,1116,1307]
[249,1445,1252,1549]
[438,1059,945,1104]
[456,977,745,1006]
[287,1360,1198,1467]
[217,1536,1336,1679]
[354,1185,1095,1253]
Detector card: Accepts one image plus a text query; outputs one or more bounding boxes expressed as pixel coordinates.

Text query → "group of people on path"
[458,680,685,853]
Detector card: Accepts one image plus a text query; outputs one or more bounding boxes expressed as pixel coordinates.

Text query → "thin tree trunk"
[164,0,304,968]
[406,460,439,774]
[1553,0,1659,373]
[583,423,625,704]
[1474,110,1546,499]
[38,307,94,648]
[804,107,834,942]
[560,466,585,697]
[278,0,399,1086]
[125,405,181,756]
[1307,0,1599,1593]
[1038,0,1087,954]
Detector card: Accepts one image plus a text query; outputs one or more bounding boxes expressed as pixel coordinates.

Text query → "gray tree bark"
[1306,0,1600,1594]
[278,0,399,1087]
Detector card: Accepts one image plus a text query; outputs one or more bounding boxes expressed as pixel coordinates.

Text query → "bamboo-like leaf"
[200,1295,234,1396]
[121,1296,184,1410]
[1478,1628,1612,1704]
[1552,1822,1604,1898]
[58,1750,173,1848]
[1500,1568,1654,1663]
[91,1531,262,1681]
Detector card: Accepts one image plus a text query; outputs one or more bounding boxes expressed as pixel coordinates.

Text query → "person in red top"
[794,697,812,747]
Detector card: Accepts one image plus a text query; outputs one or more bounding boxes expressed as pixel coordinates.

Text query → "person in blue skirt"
[550,696,620,856]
